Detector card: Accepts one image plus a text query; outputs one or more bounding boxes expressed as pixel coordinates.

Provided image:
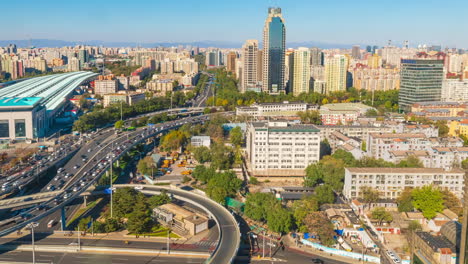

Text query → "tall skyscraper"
[351,45,361,59]
[325,55,349,94]
[241,40,259,93]
[310,47,324,66]
[289,47,311,96]
[262,7,286,94]
[398,59,444,112]
[78,49,89,67]
[226,51,237,74]
[256,50,263,84]
[205,49,221,67]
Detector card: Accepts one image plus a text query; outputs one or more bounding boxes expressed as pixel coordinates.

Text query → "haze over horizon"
[1,0,468,48]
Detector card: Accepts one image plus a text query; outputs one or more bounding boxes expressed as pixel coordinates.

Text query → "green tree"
[331,149,356,166]
[160,130,187,151]
[297,110,322,125]
[371,207,393,225]
[104,218,121,233]
[114,120,124,130]
[193,146,212,163]
[408,220,422,232]
[206,171,242,204]
[127,210,153,236]
[244,192,279,222]
[210,144,234,170]
[320,156,345,191]
[137,156,156,176]
[191,165,216,184]
[397,155,424,168]
[230,127,243,147]
[361,186,380,209]
[412,186,444,219]
[113,188,139,218]
[304,163,323,187]
[249,177,259,185]
[266,205,293,234]
[315,184,335,205]
[435,120,449,137]
[365,109,378,117]
[76,216,92,232]
[148,191,171,208]
[397,188,414,212]
[292,195,319,232]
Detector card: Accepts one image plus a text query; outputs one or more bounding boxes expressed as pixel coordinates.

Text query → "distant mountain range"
[0,39,358,49]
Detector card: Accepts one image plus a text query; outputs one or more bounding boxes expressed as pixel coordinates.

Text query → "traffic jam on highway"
[0,137,82,196]
[0,114,210,234]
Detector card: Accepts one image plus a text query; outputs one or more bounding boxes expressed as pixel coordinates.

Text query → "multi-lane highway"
[0,115,209,234]
[0,111,242,263]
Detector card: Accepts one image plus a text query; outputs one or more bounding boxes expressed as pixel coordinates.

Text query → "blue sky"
[1,0,467,48]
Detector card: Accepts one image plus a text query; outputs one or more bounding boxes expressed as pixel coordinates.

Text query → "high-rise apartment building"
[398,59,444,112]
[246,121,321,177]
[241,40,259,93]
[325,55,349,94]
[257,50,263,84]
[289,47,311,96]
[205,49,221,67]
[68,57,81,72]
[310,47,324,66]
[78,49,89,67]
[262,7,286,94]
[226,51,237,74]
[351,45,361,59]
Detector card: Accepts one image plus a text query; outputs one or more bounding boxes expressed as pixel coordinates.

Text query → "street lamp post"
[109,158,114,218]
[78,226,81,251]
[26,222,39,264]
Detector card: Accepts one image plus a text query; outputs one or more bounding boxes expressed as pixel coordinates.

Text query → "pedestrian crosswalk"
[195,240,218,248]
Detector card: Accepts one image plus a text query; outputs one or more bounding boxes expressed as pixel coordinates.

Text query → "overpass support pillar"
[61,206,66,231]
[83,195,88,207]
[116,160,120,167]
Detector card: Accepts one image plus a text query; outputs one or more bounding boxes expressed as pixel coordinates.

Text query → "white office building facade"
[246,121,320,176]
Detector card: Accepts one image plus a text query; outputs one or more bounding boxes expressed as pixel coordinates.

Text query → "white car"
[134,186,144,190]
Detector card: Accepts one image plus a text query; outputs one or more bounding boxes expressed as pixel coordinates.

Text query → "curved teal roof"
[0,71,97,112]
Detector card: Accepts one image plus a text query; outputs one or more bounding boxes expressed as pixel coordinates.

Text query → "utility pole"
[269,236,272,258]
[262,231,265,258]
[78,226,81,251]
[120,100,123,121]
[167,229,170,255]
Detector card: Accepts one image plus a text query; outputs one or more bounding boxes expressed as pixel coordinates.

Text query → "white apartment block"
[441,79,468,102]
[94,79,118,95]
[246,121,321,177]
[387,147,468,170]
[236,101,317,117]
[343,168,465,200]
[317,125,392,142]
[367,133,430,160]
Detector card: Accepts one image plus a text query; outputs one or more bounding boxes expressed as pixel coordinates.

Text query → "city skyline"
[1,0,468,48]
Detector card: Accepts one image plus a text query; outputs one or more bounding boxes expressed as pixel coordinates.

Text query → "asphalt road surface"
[0,250,205,264]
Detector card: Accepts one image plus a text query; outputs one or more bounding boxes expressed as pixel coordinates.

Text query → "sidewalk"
[4,230,188,244]
[282,235,357,264]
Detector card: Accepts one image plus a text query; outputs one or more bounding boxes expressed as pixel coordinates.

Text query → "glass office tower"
[398,59,444,112]
[262,7,286,94]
